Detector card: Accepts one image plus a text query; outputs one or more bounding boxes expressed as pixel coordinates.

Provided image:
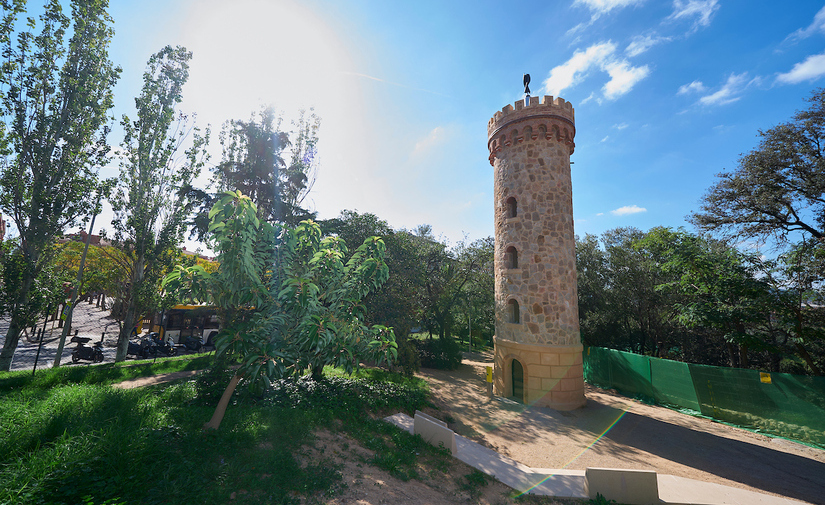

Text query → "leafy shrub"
[414,337,462,370]
[393,334,421,377]
[259,375,428,414]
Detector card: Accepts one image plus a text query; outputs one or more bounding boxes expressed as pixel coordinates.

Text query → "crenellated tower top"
[487,95,576,165]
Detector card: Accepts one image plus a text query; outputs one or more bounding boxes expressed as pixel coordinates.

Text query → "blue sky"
[92,1,825,247]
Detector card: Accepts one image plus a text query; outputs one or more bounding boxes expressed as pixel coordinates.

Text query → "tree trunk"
[794,341,822,376]
[0,274,35,372]
[726,342,739,368]
[738,344,749,369]
[116,257,145,361]
[0,317,23,371]
[311,364,324,381]
[204,373,242,431]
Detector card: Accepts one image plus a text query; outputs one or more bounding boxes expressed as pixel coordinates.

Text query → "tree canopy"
[692,88,825,242]
[0,0,120,371]
[109,45,209,361]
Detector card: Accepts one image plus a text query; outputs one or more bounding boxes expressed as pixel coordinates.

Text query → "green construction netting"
[583,346,825,448]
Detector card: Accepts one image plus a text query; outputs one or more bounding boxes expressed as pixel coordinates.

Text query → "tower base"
[493,337,585,410]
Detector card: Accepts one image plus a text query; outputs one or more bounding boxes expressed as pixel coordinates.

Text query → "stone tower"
[487,95,585,410]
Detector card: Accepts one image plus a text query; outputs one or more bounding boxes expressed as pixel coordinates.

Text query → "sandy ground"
[419,350,825,505]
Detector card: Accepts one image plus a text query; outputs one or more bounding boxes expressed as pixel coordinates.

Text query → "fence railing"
[583,346,825,448]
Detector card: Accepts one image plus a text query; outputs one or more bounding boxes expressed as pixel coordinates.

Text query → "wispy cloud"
[544,41,649,101]
[601,135,610,142]
[613,123,629,130]
[677,80,707,95]
[786,6,825,42]
[776,52,825,84]
[568,0,646,37]
[668,0,719,33]
[411,126,448,157]
[698,73,751,106]
[574,0,646,18]
[625,34,670,57]
[611,205,647,216]
[339,71,449,97]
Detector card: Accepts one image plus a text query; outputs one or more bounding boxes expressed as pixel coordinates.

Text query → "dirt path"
[417,350,825,505]
[111,369,200,389]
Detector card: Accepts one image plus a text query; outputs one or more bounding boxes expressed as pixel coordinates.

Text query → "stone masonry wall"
[488,96,580,347]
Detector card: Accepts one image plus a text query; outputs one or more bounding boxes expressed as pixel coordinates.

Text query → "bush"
[393,334,420,377]
[415,337,462,370]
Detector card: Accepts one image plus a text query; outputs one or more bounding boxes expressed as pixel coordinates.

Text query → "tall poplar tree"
[109,45,209,361]
[0,0,120,371]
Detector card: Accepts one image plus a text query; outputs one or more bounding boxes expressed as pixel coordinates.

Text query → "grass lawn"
[0,356,434,504]
[0,356,585,505]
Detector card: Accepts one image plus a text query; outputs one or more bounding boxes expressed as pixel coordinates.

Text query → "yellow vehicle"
[161,305,220,346]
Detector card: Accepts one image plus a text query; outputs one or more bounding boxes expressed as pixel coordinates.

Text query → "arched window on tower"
[505,246,518,269]
[505,197,517,218]
[507,299,520,324]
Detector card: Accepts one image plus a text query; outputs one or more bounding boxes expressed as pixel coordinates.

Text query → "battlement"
[487,95,576,163]
[488,95,575,138]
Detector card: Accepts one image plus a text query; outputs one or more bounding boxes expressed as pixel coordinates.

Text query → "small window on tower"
[506,197,517,218]
[505,246,518,269]
[508,299,520,324]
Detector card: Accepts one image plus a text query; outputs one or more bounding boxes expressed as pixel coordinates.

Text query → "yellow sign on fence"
[760,372,772,384]
[486,366,493,383]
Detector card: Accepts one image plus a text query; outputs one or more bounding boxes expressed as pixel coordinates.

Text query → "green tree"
[324,210,426,375]
[0,0,119,371]
[576,233,622,349]
[639,228,768,368]
[205,106,319,230]
[108,45,209,361]
[756,239,825,375]
[0,238,68,340]
[454,236,495,348]
[691,88,825,242]
[165,192,396,430]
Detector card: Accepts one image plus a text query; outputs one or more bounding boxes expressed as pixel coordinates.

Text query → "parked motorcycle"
[183,335,203,352]
[127,338,153,359]
[148,332,177,357]
[71,336,104,363]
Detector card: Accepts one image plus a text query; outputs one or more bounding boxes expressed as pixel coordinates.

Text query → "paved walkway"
[385,412,809,505]
[0,302,121,371]
[415,351,824,505]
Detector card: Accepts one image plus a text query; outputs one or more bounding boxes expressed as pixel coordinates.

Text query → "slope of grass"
[0,359,434,504]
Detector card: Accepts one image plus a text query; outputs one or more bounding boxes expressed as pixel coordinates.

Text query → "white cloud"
[787,6,825,42]
[544,41,648,100]
[411,126,447,157]
[776,52,825,84]
[611,205,647,216]
[544,42,616,96]
[596,212,604,216]
[613,123,629,130]
[625,34,670,57]
[677,80,706,95]
[574,0,646,18]
[601,135,610,142]
[698,73,749,106]
[603,61,650,99]
[580,92,598,104]
[668,0,719,32]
